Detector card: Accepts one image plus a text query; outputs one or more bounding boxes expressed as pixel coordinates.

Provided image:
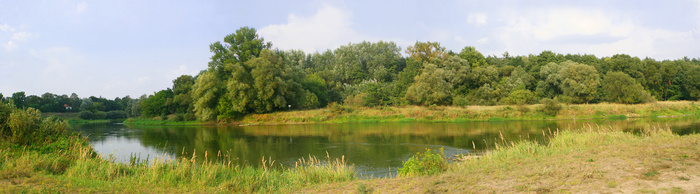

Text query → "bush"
[94,111,107,120]
[105,110,127,119]
[540,98,562,116]
[79,111,94,120]
[1,102,71,146]
[167,114,184,122]
[398,148,447,177]
[327,102,352,115]
[183,113,196,121]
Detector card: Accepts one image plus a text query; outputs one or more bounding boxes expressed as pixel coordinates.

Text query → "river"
[72,116,700,178]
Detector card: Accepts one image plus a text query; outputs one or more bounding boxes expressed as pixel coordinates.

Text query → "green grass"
[123,118,204,125]
[236,101,700,125]
[1,102,355,192]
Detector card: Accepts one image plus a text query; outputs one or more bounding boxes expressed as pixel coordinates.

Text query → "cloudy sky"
[1,0,699,99]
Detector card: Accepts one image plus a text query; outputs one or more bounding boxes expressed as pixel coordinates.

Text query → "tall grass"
[0,101,355,192]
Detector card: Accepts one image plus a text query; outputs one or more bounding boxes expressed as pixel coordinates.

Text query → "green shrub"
[1,102,71,146]
[78,111,94,120]
[540,98,562,116]
[398,148,446,177]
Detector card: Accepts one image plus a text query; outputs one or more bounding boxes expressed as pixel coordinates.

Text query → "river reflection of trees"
[73,116,700,169]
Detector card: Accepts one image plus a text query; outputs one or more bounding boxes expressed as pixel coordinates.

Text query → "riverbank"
[305,126,700,193]
[123,101,700,126]
[236,101,700,125]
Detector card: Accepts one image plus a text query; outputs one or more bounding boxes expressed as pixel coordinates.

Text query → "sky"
[1,0,700,99]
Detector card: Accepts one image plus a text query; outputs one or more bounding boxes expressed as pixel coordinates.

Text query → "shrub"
[94,111,107,119]
[79,111,94,120]
[540,98,562,116]
[1,102,71,146]
[183,113,196,121]
[398,148,447,177]
[105,110,127,119]
[328,102,352,115]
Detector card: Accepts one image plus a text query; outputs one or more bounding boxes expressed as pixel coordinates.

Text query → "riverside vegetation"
[0,102,354,193]
[3,100,699,192]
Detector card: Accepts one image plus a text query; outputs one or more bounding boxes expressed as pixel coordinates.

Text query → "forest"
[3,26,700,122]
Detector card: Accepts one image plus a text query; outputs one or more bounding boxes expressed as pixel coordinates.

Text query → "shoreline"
[121,101,700,126]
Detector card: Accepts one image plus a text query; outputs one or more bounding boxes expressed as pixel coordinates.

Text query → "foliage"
[502,89,537,105]
[540,98,562,116]
[559,61,600,103]
[0,102,72,147]
[398,148,447,177]
[405,63,452,106]
[602,71,653,104]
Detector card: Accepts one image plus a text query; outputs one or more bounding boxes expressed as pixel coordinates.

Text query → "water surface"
[73,116,700,178]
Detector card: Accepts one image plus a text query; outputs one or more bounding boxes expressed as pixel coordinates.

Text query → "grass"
[234,101,700,125]
[305,125,700,193]
[1,102,355,192]
[122,118,204,125]
[1,141,355,193]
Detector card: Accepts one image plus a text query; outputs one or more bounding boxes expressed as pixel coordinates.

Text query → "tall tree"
[559,61,600,103]
[405,41,446,63]
[458,46,487,68]
[602,71,652,104]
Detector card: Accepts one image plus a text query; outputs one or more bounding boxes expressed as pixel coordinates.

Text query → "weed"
[643,171,659,178]
[678,176,690,181]
[398,148,446,177]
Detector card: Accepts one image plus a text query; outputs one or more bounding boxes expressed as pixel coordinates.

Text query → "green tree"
[141,89,174,118]
[559,61,600,103]
[208,26,272,76]
[458,46,487,68]
[405,63,452,105]
[172,75,194,114]
[684,66,700,100]
[602,71,652,104]
[192,70,222,121]
[11,92,26,108]
[302,74,329,107]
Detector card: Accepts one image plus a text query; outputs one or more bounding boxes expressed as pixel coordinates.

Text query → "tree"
[11,92,26,108]
[405,41,446,63]
[208,26,272,76]
[405,63,452,105]
[141,89,174,118]
[559,61,600,103]
[684,66,700,100]
[602,71,652,104]
[302,74,329,107]
[172,75,194,114]
[192,70,222,121]
[458,46,487,68]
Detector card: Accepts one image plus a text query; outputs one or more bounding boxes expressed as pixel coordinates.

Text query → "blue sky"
[1,0,699,99]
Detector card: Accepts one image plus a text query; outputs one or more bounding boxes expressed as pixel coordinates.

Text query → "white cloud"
[467,14,488,26]
[476,37,489,45]
[259,5,363,53]
[4,41,17,51]
[75,2,87,15]
[0,24,14,32]
[11,32,35,41]
[490,7,699,59]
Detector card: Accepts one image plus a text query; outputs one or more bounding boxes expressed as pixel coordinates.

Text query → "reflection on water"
[72,116,700,178]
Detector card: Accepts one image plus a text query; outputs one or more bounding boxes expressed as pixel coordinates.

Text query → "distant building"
[64,104,72,110]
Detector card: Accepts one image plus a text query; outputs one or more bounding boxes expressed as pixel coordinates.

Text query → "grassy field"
[304,126,700,193]
[235,101,700,125]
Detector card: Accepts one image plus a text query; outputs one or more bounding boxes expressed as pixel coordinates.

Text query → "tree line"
[4,26,700,121]
[0,92,146,120]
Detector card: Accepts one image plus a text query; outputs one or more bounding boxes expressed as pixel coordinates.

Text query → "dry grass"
[303,126,700,193]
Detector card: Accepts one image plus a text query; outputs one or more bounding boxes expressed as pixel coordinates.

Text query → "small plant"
[643,171,659,178]
[398,148,446,177]
[357,183,373,194]
[679,176,690,181]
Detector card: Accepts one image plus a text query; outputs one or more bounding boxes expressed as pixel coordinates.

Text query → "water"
[72,116,700,178]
